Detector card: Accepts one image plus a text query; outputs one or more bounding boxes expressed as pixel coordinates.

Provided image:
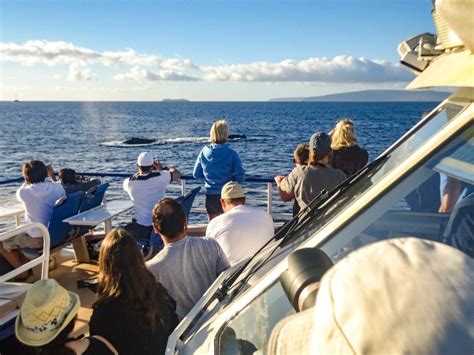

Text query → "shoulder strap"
[91,335,119,355]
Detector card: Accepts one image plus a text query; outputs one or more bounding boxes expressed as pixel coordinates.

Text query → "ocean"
[0,101,439,205]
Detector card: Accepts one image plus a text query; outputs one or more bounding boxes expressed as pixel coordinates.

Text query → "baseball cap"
[137,152,153,167]
[309,131,332,157]
[221,181,245,199]
[268,238,474,354]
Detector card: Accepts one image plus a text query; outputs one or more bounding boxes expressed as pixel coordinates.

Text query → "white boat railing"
[0,223,50,282]
[0,174,293,224]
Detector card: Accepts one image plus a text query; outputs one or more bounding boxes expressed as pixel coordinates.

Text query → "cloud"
[112,66,199,81]
[0,40,196,71]
[202,56,412,83]
[1,40,412,84]
[67,63,96,81]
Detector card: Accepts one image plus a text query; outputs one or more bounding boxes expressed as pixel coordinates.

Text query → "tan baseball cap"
[221,181,245,199]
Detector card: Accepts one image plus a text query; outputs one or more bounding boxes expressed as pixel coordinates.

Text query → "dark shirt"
[332,145,369,176]
[89,292,179,355]
[445,193,474,258]
[83,336,116,355]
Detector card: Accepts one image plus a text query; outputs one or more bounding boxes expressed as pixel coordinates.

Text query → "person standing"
[330,118,368,176]
[147,199,229,319]
[0,160,65,273]
[275,132,346,211]
[206,182,274,266]
[193,120,245,220]
[123,152,181,239]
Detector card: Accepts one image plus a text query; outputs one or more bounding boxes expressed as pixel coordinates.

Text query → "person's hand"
[274,176,284,186]
[153,160,163,171]
[46,165,57,181]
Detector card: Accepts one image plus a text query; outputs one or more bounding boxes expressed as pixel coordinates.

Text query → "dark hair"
[32,317,76,355]
[293,144,309,165]
[95,228,169,330]
[59,168,77,185]
[22,160,47,184]
[152,198,186,239]
[138,165,153,174]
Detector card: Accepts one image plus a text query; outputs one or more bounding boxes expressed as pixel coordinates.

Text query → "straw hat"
[16,279,80,347]
[268,238,474,354]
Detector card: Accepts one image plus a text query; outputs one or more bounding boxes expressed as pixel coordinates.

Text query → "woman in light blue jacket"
[193,120,245,220]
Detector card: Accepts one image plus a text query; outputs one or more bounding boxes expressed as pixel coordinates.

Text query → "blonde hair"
[210,119,229,144]
[331,118,357,150]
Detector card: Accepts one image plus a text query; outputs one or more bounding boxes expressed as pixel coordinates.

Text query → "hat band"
[22,298,74,334]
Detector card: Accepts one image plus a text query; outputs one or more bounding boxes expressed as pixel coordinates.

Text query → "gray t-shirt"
[283,164,346,210]
[146,236,230,319]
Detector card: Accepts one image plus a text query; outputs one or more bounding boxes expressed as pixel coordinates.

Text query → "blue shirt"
[193,143,245,195]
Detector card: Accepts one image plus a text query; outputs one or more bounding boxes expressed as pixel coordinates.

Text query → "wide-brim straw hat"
[268,238,474,354]
[16,279,80,347]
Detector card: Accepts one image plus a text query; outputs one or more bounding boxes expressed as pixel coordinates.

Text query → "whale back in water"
[228,134,246,140]
[122,137,156,145]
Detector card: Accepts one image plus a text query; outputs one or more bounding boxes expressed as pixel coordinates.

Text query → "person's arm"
[439,176,462,213]
[233,151,245,183]
[275,175,295,202]
[46,165,58,182]
[169,167,181,182]
[193,152,204,179]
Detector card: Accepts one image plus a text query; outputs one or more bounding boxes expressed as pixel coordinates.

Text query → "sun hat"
[16,279,80,347]
[268,238,474,354]
[221,181,245,200]
[137,152,154,167]
[309,131,332,158]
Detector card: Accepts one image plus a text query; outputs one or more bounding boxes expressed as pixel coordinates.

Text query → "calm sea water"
[0,101,438,201]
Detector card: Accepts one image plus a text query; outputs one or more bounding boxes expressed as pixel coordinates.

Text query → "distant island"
[162,99,190,102]
[269,90,450,102]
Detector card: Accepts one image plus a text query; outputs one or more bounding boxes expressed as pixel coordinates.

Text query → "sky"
[0,0,436,101]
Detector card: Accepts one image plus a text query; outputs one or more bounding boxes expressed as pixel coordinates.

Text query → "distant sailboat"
[14,93,20,103]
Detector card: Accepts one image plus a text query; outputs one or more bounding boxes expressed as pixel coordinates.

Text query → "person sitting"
[123,152,181,239]
[329,118,368,176]
[268,238,474,354]
[206,182,274,266]
[15,279,117,354]
[146,199,230,319]
[89,228,178,355]
[0,160,65,275]
[275,132,346,211]
[46,165,101,194]
[193,119,245,221]
[275,144,309,217]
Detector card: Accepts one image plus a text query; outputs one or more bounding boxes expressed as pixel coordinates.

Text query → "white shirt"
[206,205,274,266]
[16,182,66,238]
[123,171,172,226]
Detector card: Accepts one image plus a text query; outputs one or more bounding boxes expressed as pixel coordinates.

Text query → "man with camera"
[123,151,181,239]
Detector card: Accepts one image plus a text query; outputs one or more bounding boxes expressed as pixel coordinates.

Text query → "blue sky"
[0,0,435,100]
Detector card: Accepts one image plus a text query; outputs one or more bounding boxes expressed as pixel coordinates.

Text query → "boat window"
[216,282,294,355]
[321,123,473,261]
[237,103,465,287]
[216,123,472,354]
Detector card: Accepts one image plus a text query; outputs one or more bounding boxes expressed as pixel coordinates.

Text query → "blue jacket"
[193,143,245,195]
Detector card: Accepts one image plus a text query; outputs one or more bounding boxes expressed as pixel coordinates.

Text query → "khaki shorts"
[2,233,43,251]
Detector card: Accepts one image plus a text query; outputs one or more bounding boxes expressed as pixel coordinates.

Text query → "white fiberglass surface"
[215,122,473,354]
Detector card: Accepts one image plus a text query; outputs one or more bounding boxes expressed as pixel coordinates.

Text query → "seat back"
[175,186,201,218]
[48,191,84,248]
[79,183,109,212]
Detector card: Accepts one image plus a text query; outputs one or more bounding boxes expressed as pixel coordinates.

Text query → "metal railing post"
[267,182,273,216]
[181,180,186,196]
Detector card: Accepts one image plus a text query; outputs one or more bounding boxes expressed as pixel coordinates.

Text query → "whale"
[228,134,247,140]
[122,137,156,145]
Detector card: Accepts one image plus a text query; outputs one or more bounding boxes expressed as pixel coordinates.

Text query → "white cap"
[137,152,153,167]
